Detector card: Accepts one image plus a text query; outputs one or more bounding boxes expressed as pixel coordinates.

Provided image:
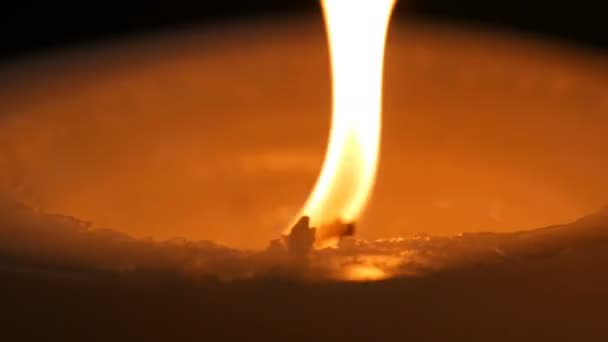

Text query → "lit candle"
[0,13,606,254]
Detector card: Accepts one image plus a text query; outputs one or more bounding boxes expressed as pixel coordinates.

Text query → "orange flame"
[292,0,396,245]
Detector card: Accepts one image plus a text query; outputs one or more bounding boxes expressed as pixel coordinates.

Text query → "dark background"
[0,0,606,62]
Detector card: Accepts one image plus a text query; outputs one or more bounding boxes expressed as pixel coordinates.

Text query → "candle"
[0,19,606,258]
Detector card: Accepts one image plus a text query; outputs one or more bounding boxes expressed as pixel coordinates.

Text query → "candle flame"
[344,264,389,282]
[292,0,396,245]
